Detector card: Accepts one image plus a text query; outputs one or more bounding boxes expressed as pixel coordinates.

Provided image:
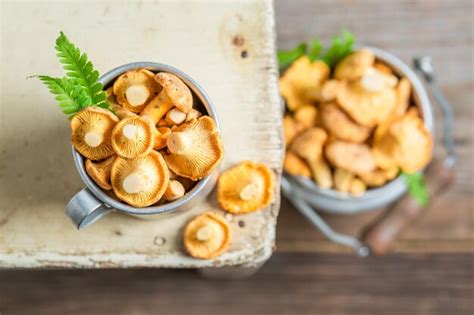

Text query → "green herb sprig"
[33,32,109,116]
[277,30,355,71]
[402,172,429,207]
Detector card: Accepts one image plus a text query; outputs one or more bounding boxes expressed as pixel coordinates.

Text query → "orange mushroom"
[113,69,160,113]
[217,161,274,214]
[183,212,231,259]
[85,156,116,190]
[111,116,155,159]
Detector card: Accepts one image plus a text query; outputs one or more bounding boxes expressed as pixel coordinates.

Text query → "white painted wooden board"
[0,0,282,268]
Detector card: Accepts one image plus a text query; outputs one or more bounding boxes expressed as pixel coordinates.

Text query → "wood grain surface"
[1,253,472,315]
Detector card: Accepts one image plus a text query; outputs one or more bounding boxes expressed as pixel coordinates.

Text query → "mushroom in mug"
[111,116,155,159]
[164,116,224,181]
[113,69,160,113]
[163,179,185,201]
[70,107,119,160]
[111,151,169,207]
[140,72,193,125]
[325,140,376,175]
[85,155,116,190]
[283,151,311,178]
[217,161,274,214]
[334,49,375,81]
[183,212,231,259]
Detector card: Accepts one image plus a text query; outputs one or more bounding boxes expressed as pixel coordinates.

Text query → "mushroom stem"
[122,124,140,140]
[122,170,152,194]
[84,131,104,148]
[109,103,136,119]
[140,93,173,125]
[239,182,259,201]
[164,179,185,201]
[196,225,214,241]
[165,108,187,125]
[167,132,191,155]
[307,158,333,189]
[126,84,150,107]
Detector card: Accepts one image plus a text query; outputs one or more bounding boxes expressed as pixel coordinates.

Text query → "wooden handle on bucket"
[363,159,455,255]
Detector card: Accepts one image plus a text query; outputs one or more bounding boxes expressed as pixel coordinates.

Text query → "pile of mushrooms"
[281,49,433,196]
[71,69,224,207]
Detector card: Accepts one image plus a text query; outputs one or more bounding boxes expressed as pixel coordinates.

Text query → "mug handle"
[65,188,112,229]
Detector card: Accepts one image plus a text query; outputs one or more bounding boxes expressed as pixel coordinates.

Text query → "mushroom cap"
[280,56,330,111]
[283,115,303,146]
[325,140,376,175]
[164,116,224,180]
[70,107,119,160]
[334,49,375,81]
[217,161,274,214]
[111,116,155,159]
[113,69,160,113]
[183,212,231,259]
[284,151,311,178]
[290,127,327,162]
[154,127,171,150]
[111,151,169,207]
[320,103,372,143]
[336,80,397,127]
[154,72,193,113]
[390,109,433,173]
[85,156,116,190]
[294,105,318,130]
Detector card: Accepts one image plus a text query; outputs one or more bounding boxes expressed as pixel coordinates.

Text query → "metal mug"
[66,62,220,229]
[281,47,435,255]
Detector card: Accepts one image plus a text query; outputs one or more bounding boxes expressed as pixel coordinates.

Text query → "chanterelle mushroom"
[113,69,160,113]
[336,79,397,127]
[325,140,376,175]
[70,107,119,160]
[140,72,193,125]
[334,49,375,81]
[183,212,231,259]
[217,161,275,214]
[111,116,155,159]
[111,151,169,207]
[279,56,330,111]
[85,156,116,190]
[320,103,372,143]
[164,116,223,180]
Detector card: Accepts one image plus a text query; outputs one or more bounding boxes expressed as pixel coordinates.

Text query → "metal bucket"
[281,47,434,255]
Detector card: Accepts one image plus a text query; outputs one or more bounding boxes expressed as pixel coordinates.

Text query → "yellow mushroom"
[358,169,388,187]
[164,116,223,180]
[284,151,311,178]
[334,49,375,81]
[217,161,274,214]
[336,79,397,128]
[373,62,393,75]
[334,168,354,193]
[294,105,318,130]
[320,103,372,143]
[283,115,303,146]
[163,179,185,201]
[113,69,160,113]
[111,151,169,207]
[85,156,116,190]
[164,108,187,125]
[290,127,332,188]
[111,116,155,159]
[183,212,231,259]
[140,72,193,125]
[325,140,376,175]
[349,178,367,196]
[70,107,119,160]
[316,79,340,103]
[154,127,171,150]
[185,108,203,122]
[279,56,330,111]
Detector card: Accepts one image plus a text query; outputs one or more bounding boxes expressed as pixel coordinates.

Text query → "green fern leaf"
[55,32,108,108]
[37,75,92,116]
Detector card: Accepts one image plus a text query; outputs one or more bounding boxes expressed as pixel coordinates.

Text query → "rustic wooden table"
[1,1,472,314]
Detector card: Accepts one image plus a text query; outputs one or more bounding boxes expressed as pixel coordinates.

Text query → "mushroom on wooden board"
[113,69,160,113]
[183,212,231,259]
[111,116,155,159]
[111,151,169,207]
[140,72,193,125]
[85,156,116,190]
[217,161,275,214]
[164,116,223,181]
[70,107,119,160]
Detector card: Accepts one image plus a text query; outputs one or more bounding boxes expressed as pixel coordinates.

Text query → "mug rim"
[288,46,435,204]
[71,61,220,215]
